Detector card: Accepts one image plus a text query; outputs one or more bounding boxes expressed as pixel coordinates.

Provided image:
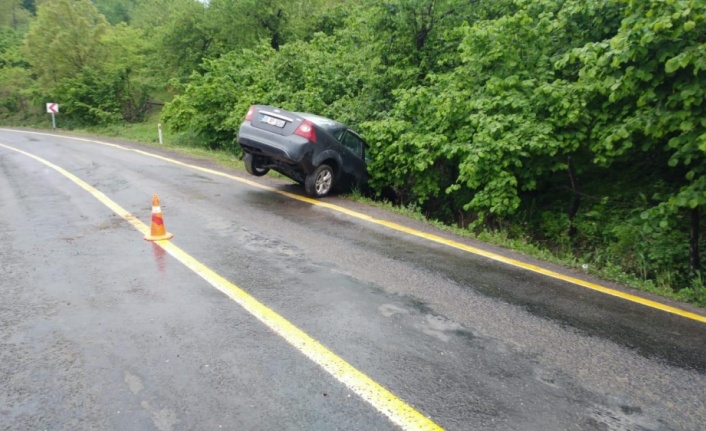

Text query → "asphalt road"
[1,129,705,431]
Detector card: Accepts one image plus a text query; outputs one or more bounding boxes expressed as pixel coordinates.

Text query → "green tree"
[161,43,276,150]
[360,0,622,222]
[571,0,706,275]
[206,0,350,51]
[150,0,212,78]
[93,0,135,24]
[23,0,153,125]
[0,26,34,117]
[23,0,109,89]
[0,0,33,29]
[130,0,350,86]
[162,28,372,151]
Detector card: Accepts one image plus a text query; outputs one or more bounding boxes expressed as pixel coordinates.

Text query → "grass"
[69,113,247,170]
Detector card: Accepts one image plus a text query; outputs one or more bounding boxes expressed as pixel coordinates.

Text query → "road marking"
[2,129,706,325]
[0,141,443,431]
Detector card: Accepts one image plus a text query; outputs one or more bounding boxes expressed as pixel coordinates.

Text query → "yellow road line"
[0,141,443,431]
[3,128,706,325]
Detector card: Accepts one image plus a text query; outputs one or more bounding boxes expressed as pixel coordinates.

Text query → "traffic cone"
[144,194,173,241]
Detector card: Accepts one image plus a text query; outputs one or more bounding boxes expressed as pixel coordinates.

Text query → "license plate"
[261,114,286,128]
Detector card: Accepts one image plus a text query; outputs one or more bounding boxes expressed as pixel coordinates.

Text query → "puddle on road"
[379,298,475,344]
[378,304,408,318]
[584,403,655,431]
[414,314,464,343]
[184,173,215,183]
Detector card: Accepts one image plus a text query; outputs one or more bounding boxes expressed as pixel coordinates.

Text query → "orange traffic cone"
[144,194,173,241]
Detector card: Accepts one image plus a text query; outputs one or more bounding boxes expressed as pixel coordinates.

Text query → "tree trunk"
[567,156,581,239]
[690,207,700,273]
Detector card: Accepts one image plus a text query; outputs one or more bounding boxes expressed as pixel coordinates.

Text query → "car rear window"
[331,127,347,141]
[299,113,344,132]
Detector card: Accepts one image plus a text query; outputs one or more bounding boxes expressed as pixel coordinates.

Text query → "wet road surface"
[1,129,705,430]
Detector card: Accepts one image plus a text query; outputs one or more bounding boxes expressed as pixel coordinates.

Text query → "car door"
[339,130,368,186]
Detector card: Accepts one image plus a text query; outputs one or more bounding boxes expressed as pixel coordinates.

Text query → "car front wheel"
[305,164,334,197]
[244,153,270,176]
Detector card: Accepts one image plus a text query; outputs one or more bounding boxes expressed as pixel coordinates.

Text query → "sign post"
[158,123,163,145]
[46,103,59,129]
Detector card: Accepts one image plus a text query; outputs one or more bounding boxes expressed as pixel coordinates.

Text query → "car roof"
[296,112,346,131]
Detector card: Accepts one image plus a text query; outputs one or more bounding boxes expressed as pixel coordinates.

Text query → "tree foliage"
[570,0,706,275]
[162,29,372,149]
[24,0,110,88]
[0,25,33,115]
[93,0,135,24]
[19,0,153,124]
[0,0,33,29]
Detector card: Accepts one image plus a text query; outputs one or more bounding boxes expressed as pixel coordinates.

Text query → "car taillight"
[245,105,255,121]
[294,120,317,143]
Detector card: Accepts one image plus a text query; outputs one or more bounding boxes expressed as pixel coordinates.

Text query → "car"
[237,105,369,197]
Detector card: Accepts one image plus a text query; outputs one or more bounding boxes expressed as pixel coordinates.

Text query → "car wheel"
[305,164,334,197]
[244,153,269,176]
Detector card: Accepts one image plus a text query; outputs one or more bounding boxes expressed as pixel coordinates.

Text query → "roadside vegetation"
[1,0,705,306]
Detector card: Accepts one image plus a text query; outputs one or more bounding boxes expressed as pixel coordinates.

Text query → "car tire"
[244,153,269,176]
[305,164,335,197]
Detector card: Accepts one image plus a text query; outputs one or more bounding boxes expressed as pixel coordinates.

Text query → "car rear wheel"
[244,153,269,176]
[305,164,334,197]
